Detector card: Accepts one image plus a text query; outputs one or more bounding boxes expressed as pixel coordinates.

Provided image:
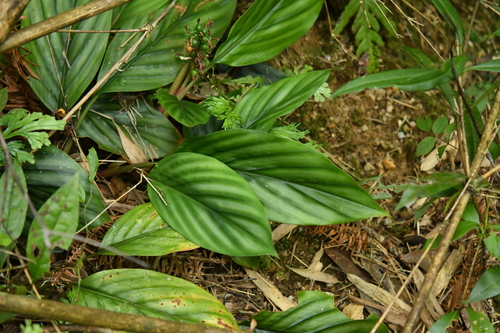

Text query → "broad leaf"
[424,220,478,250]
[432,0,464,49]
[112,0,169,29]
[484,234,500,260]
[416,136,435,156]
[77,94,179,160]
[467,267,500,303]
[235,70,330,131]
[21,0,111,110]
[27,172,80,281]
[395,172,466,210]
[156,89,208,127]
[213,0,323,66]
[240,291,389,333]
[0,160,28,247]
[466,307,495,333]
[148,152,276,256]
[331,56,467,97]
[23,145,110,228]
[98,0,236,93]
[178,129,389,225]
[101,203,198,256]
[468,59,500,72]
[70,269,239,330]
[429,311,459,333]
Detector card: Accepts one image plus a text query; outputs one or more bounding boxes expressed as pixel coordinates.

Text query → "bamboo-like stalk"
[0,0,133,54]
[0,0,30,44]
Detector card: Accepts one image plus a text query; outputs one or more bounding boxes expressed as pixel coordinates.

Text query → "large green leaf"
[27,172,80,281]
[21,0,111,110]
[148,152,276,256]
[101,203,198,256]
[213,0,323,66]
[0,160,27,247]
[177,130,388,225]
[241,291,389,333]
[432,0,464,49]
[70,269,239,330]
[112,0,169,29]
[156,89,208,127]
[466,307,495,333]
[77,94,179,160]
[468,59,500,72]
[466,267,500,303]
[98,0,236,93]
[235,70,330,131]
[331,56,467,97]
[23,145,110,228]
[429,311,459,333]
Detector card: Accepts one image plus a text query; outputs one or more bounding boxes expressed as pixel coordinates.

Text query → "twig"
[48,0,178,138]
[0,0,134,53]
[0,0,30,44]
[0,292,235,333]
[402,87,500,332]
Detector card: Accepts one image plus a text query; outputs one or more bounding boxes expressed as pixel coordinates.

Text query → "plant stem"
[0,0,134,53]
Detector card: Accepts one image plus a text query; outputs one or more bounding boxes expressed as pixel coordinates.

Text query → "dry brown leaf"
[271,224,297,244]
[288,266,340,284]
[117,125,148,164]
[382,158,396,170]
[244,267,296,311]
[308,247,324,271]
[342,303,364,320]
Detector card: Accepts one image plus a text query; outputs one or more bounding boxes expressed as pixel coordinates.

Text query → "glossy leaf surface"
[178,130,388,225]
[235,70,330,131]
[0,161,27,247]
[27,172,79,281]
[157,89,208,127]
[467,266,500,303]
[429,311,459,333]
[101,203,198,256]
[23,145,110,228]
[468,59,500,72]
[214,0,323,66]
[241,291,388,333]
[148,152,276,256]
[98,0,236,93]
[331,56,467,97]
[484,234,500,260]
[70,269,239,330]
[21,0,111,110]
[77,94,179,160]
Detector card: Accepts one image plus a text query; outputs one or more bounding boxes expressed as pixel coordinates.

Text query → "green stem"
[168,62,191,96]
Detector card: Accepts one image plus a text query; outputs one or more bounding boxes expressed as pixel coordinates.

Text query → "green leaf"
[484,234,500,260]
[23,145,110,229]
[148,152,276,257]
[156,89,208,127]
[401,46,436,68]
[429,311,459,333]
[468,59,500,72]
[87,148,98,182]
[331,56,467,97]
[77,94,179,160]
[432,0,464,49]
[27,172,80,281]
[98,0,236,93]
[0,88,7,111]
[466,307,495,333]
[467,267,500,303]
[213,0,323,66]
[0,160,28,247]
[424,220,478,250]
[395,172,466,210]
[235,70,330,131]
[241,291,389,333]
[21,0,112,110]
[416,137,435,156]
[101,203,198,256]
[112,0,169,29]
[432,116,448,134]
[178,129,389,225]
[70,269,239,330]
[416,115,432,132]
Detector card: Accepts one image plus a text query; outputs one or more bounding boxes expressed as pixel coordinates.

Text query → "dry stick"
[401,88,500,333]
[0,0,134,54]
[0,292,236,333]
[48,0,178,137]
[0,0,30,44]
